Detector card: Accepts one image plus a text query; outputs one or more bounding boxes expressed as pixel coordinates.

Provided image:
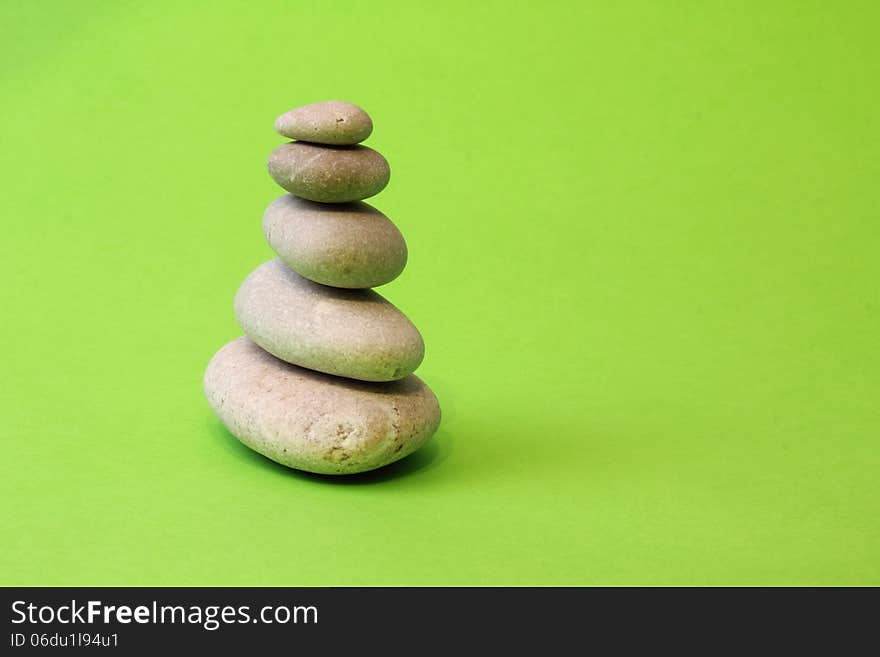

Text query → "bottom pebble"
[204,336,441,474]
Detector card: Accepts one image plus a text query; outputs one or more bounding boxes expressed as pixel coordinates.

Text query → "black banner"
[1,588,874,651]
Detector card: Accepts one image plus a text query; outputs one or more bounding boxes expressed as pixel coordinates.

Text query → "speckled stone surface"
[235,259,424,382]
[263,194,407,289]
[267,142,390,203]
[204,337,441,474]
[274,101,373,145]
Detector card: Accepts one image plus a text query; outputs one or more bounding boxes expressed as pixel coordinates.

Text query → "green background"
[2,1,878,586]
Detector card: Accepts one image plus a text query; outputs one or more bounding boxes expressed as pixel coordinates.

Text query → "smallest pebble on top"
[274,100,373,145]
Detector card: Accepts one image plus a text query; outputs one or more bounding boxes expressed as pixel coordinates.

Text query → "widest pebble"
[235,259,424,382]
[267,142,390,203]
[263,195,407,289]
[204,337,441,475]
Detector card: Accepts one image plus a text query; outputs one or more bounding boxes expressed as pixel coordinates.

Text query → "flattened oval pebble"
[274,101,373,145]
[235,259,424,382]
[204,337,441,474]
[267,142,390,203]
[263,195,407,289]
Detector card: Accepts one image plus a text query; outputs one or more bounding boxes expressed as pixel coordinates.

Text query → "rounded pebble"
[204,337,441,475]
[235,259,424,382]
[263,195,407,289]
[274,101,373,145]
[267,142,390,203]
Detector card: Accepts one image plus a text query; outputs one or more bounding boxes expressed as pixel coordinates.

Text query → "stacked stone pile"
[204,101,440,475]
